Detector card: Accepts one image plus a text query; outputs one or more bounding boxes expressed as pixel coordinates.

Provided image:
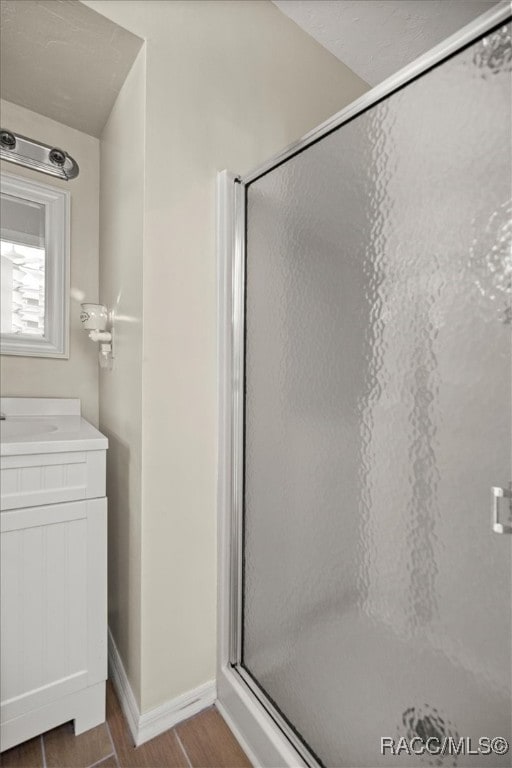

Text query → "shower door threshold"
[217,662,317,768]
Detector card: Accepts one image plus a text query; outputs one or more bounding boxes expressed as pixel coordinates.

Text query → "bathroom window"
[0,173,69,357]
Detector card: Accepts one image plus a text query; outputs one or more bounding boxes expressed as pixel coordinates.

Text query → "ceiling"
[0,0,143,138]
[272,0,499,85]
[0,0,500,137]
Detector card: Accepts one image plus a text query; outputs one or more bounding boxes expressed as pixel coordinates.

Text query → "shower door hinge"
[492,486,512,534]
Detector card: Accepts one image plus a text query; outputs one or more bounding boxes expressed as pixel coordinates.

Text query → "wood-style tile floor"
[1,682,252,768]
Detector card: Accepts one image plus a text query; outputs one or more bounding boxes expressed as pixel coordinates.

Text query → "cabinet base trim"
[1,671,88,723]
[1,682,105,752]
[107,628,216,747]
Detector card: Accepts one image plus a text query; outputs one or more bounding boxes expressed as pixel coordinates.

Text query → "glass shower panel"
[243,22,512,768]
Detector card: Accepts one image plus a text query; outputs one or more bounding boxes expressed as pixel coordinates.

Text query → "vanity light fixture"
[80,303,113,368]
[0,129,79,180]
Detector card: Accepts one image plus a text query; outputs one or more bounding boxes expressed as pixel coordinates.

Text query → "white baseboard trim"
[138,680,217,746]
[107,628,139,744]
[107,628,217,747]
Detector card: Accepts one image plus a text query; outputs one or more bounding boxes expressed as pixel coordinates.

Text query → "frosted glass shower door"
[241,21,512,768]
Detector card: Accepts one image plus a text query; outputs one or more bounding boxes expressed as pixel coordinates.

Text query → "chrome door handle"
[492,486,512,534]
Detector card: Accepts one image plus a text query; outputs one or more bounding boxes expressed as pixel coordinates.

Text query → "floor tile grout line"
[40,733,47,768]
[174,730,193,768]
[105,718,121,768]
[85,751,116,768]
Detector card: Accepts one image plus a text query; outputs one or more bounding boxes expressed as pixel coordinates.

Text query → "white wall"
[97,47,146,706]
[85,0,368,713]
[0,100,100,425]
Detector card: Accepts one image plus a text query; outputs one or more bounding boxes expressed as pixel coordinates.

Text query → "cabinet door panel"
[0,499,106,722]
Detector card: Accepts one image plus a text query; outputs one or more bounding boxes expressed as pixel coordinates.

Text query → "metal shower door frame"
[216,4,511,765]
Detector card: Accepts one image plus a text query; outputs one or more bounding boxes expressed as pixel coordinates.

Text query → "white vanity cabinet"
[0,399,108,752]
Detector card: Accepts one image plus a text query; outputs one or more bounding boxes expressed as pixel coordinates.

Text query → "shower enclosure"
[217,4,512,766]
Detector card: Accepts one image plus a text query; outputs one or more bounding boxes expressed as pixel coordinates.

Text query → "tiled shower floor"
[1,681,252,768]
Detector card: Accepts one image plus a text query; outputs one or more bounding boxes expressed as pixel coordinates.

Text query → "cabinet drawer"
[0,451,106,511]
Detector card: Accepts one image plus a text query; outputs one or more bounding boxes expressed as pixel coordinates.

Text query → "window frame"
[0,172,70,358]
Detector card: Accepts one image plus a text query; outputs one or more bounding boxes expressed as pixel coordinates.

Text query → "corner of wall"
[98,44,146,710]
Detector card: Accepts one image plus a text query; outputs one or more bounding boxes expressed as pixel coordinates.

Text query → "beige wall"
[85,0,368,713]
[0,100,100,425]
[97,48,146,706]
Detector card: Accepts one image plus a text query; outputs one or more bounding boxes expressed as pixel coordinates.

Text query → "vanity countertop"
[0,398,108,456]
